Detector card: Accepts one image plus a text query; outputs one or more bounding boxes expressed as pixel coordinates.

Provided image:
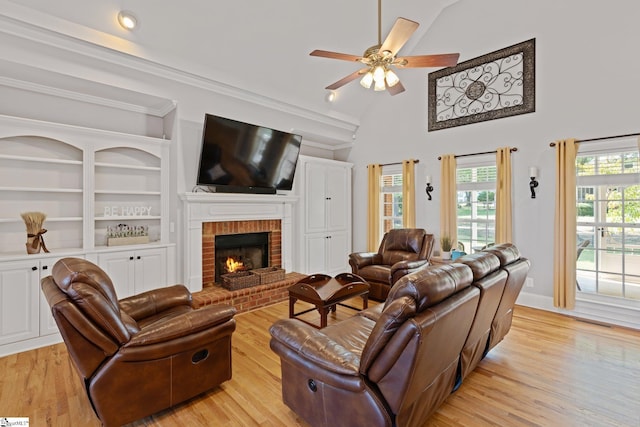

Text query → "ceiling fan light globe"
[385,69,400,87]
[372,66,386,84]
[374,79,386,91]
[360,72,374,89]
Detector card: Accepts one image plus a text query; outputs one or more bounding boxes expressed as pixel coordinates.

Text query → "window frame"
[380,165,403,236]
[456,155,497,253]
[575,139,640,302]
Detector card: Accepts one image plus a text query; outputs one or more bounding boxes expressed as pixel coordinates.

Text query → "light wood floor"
[1,301,639,427]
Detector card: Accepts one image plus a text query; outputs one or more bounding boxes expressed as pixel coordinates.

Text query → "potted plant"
[440,235,453,259]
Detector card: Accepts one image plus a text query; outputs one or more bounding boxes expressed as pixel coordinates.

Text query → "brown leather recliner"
[270,262,480,427]
[349,228,435,301]
[41,257,237,427]
[270,244,530,427]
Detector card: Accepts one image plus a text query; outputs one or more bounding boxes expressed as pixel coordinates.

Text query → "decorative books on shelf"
[107,224,149,246]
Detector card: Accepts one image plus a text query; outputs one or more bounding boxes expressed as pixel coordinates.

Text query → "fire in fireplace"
[214,232,269,283]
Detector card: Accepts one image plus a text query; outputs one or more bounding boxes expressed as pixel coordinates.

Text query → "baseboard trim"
[517,291,640,330]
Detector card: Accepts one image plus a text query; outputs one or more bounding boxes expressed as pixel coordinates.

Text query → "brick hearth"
[193,272,305,313]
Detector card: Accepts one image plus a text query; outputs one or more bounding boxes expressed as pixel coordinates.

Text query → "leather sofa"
[41,257,237,427]
[270,243,529,427]
[349,228,435,301]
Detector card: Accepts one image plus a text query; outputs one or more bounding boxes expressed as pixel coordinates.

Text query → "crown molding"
[0,7,360,148]
[0,75,176,117]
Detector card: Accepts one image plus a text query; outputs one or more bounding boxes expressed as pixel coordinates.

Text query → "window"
[456,160,497,253]
[381,166,403,234]
[576,143,640,301]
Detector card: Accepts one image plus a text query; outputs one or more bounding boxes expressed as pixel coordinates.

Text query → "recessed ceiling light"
[117,10,138,30]
[325,90,337,103]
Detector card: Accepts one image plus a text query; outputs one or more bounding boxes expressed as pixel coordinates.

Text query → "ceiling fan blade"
[379,18,419,56]
[396,53,460,68]
[387,81,406,96]
[325,69,368,90]
[310,50,362,62]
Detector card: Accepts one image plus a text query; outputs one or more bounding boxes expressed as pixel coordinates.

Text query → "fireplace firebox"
[214,232,269,283]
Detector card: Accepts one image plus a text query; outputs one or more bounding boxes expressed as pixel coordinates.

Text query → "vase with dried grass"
[21,211,50,254]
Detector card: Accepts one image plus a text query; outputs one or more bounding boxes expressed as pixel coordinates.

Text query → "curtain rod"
[437,147,517,160]
[549,132,640,147]
[372,159,421,167]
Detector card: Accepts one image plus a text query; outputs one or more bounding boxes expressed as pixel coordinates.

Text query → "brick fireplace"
[181,192,297,293]
[202,219,282,285]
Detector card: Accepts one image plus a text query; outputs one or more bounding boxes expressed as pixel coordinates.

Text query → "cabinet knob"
[129,256,134,260]
[42,265,48,270]
[137,256,141,260]
[32,266,38,271]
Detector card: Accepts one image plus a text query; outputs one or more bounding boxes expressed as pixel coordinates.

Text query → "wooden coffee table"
[288,273,369,328]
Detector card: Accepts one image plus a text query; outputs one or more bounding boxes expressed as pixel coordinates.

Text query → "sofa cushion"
[52,257,131,344]
[357,264,392,283]
[455,252,500,281]
[385,263,474,312]
[359,296,416,373]
[483,243,520,266]
[323,315,377,359]
[360,264,474,373]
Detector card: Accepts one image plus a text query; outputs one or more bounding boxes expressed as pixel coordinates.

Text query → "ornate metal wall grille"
[428,39,535,131]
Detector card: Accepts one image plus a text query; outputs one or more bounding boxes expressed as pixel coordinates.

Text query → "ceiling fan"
[310,0,460,95]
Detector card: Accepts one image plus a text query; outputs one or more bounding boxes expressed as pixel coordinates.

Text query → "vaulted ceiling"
[2,0,460,131]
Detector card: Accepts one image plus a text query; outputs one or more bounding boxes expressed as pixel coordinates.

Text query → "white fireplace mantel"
[180,192,298,292]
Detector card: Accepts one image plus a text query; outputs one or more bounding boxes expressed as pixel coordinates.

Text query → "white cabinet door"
[304,234,327,275]
[39,256,71,336]
[98,247,168,298]
[133,247,168,294]
[97,252,136,298]
[0,260,39,345]
[304,162,328,234]
[326,165,349,231]
[326,231,350,276]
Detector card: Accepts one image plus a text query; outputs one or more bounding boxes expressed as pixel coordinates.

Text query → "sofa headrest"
[455,252,500,281]
[482,243,520,267]
[52,257,133,344]
[385,263,474,312]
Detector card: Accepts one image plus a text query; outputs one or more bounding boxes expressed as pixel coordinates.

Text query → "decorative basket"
[252,267,285,285]
[221,271,259,290]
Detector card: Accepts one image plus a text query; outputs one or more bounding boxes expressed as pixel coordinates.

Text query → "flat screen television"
[196,114,302,194]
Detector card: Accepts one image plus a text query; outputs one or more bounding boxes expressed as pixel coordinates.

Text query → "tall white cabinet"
[0,115,175,356]
[294,155,352,277]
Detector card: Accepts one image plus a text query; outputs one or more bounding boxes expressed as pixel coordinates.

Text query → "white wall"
[348,0,640,320]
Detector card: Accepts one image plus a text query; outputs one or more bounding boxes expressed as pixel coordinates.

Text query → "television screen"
[197,114,302,192]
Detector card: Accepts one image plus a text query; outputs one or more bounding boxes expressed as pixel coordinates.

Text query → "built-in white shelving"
[0,114,175,357]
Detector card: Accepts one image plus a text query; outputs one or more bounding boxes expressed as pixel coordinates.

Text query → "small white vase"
[441,252,451,260]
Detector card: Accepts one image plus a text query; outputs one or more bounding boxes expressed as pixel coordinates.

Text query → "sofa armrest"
[389,259,430,285]
[348,252,382,271]
[270,319,360,376]
[126,304,237,346]
[119,284,193,321]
